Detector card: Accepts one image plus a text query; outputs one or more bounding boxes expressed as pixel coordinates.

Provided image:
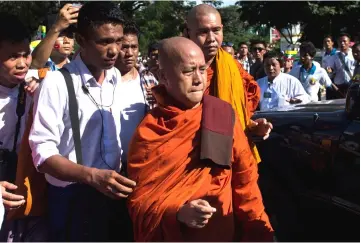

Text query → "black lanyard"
[12,83,26,152]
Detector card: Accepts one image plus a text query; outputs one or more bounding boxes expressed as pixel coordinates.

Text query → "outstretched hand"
[248,118,273,140]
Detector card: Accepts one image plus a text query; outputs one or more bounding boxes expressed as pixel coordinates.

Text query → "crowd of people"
[0,1,358,242]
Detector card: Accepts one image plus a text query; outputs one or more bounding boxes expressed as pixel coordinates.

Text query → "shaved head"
[186,4,221,28]
[158,37,206,109]
[186,4,223,63]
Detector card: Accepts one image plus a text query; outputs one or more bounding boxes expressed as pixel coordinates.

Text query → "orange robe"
[127,85,273,242]
[206,58,260,118]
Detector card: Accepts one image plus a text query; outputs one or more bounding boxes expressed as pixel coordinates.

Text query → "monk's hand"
[248,118,273,140]
[89,168,136,199]
[0,181,25,210]
[177,199,216,229]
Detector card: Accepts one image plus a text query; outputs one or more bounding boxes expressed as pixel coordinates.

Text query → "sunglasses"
[222,42,234,47]
[252,47,265,52]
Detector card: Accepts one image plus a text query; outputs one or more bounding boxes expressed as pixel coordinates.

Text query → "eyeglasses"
[222,42,234,47]
[252,47,265,52]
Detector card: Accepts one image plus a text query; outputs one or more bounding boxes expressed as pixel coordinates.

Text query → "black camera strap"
[12,83,27,152]
[59,68,83,165]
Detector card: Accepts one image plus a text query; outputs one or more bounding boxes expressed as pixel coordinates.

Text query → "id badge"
[264,92,272,98]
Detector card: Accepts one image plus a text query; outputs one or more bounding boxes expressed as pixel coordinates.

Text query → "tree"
[134,1,196,54]
[202,0,223,8]
[218,6,268,48]
[235,1,360,48]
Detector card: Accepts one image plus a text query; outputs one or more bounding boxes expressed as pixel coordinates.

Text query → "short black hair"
[263,51,284,67]
[124,21,140,39]
[352,42,360,50]
[148,42,160,57]
[339,32,351,40]
[324,34,334,42]
[238,42,248,48]
[299,41,317,57]
[250,39,267,48]
[77,2,125,37]
[0,13,30,44]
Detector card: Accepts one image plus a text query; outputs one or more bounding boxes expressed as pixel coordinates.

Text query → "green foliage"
[218,6,268,49]
[235,1,360,48]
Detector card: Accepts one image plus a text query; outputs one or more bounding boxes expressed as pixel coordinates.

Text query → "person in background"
[237,42,253,73]
[289,42,334,102]
[321,35,337,79]
[146,42,160,80]
[31,4,78,70]
[351,42,360,83]
[221,41,235,57]
[250,39,267,80]
[282,54,294,74]
[257,51,310,111]
[326,33,355,99]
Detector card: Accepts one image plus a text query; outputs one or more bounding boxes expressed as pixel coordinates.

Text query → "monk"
[127,37,274,242]
[185,4,272,162]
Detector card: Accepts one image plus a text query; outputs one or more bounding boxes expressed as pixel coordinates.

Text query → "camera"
[0,149,18,183]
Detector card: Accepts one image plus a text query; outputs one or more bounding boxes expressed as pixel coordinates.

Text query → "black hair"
[250,39,267,48]
[0,13,30,44]
[77,2,125,37]
[263,51,284,67]
[148,42,160,57]
[124,21,140,39]
[339,32,351,40]
[352,42,360,49]
[299,41,317,57]
[323,34,334,42]
[238,42,249,48]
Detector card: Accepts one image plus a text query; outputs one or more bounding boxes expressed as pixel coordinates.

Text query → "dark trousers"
[326,83,350,100]
[48,183,133,242]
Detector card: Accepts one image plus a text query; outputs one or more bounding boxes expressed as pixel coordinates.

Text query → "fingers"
[193,202,216,214]
[3,199,25,210]
[0,181,17,190]
[113,174,136,188]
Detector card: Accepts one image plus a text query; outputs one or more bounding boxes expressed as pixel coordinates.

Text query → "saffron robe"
[206,49,261,162]
[127,85,273,242]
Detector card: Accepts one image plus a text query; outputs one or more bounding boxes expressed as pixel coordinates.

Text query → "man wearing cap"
[31,4,78,71]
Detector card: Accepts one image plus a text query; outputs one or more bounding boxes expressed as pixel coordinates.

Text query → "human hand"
[248,118,273,140]
[177,199,216,229]
[24,77,40,97]
[88,168,136,199]
[288,98,302,104]
[0,181,25,210]
[53,4,80,33]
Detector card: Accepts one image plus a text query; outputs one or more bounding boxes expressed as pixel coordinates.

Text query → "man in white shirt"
[327,33,355,99]
[114,22,158,165]
[257,52,310,111]
[289,41,334,102]
[29,2,135,241]
[0,13,42,240]
[321,35,337,78]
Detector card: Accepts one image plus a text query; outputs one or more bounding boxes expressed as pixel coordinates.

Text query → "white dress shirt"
[118,73,146,163]
[257,72,310,111]
[30,56,123,187]
[289,64,332,102]
[330,50,355,85]
[0,69,37,152]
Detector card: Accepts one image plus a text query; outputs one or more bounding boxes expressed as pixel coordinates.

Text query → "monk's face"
[187,13,223,61]
[162,48,207,109]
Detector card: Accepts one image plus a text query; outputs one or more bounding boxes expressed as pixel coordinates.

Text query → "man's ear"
[75,33,85,50]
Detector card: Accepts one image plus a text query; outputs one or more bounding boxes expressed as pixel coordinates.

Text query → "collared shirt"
[289,64,332,102]
[322,48,337,69]
[330,50,355,85]
[257,72,310,111]
[139,69,159,111]
[30,55,123,187]
[239,56,251,73]
[0,70,37,152]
